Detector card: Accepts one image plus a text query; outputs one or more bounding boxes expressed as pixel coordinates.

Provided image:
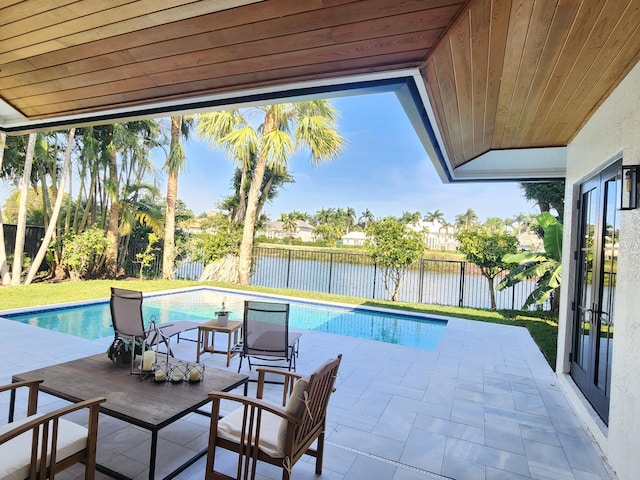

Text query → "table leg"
[149,430,158,480]
[226,332,232,367]
[196,329,202,362]
[8,387,16,423]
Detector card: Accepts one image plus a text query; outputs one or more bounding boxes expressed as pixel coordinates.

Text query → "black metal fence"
[250,247,548,311]
[128,245,548,311]
[2,224,47,270]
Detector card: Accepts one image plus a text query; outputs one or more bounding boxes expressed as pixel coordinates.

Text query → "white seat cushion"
[277,377,309,449]
[0,414,89,480]
[218,408,284,458]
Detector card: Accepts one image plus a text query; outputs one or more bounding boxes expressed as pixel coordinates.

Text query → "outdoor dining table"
[10,353,249,480]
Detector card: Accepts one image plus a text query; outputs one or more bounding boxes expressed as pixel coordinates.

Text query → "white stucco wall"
[558,59,640,480]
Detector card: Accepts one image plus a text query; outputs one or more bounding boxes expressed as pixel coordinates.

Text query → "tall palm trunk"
[25,129,75,284]
[38,163,51,230]
[237,111,276,285]
[11,133,36,285]
[254,175,274,222]
[0,132,11,285]
[105,126,120,278]
[162,116,181,280]
[235,165,248,222]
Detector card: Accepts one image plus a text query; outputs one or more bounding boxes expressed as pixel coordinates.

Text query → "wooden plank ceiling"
[0,0,463,118]
[1,0,640,176]
[423,0,640,170]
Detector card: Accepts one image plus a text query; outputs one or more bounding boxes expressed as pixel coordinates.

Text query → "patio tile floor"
[0,312,617,480]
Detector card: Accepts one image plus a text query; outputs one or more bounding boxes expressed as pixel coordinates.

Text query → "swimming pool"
[1,288,447,350]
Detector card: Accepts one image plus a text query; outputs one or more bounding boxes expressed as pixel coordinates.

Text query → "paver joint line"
[326,441,454,479]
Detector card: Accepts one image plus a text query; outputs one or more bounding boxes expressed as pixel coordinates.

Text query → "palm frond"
[164,142,186,174]
[222,126,258,168]
[261,129,294,172]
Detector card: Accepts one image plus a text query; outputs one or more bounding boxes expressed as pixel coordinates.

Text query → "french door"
[570,162,619,423]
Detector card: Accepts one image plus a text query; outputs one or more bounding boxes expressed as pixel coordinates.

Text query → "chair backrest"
[289,354,342,453]
[243,301,290,357]
[110,287,145,338]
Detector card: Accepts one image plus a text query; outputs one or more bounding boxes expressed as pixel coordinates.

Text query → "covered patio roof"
[2,0,639,182]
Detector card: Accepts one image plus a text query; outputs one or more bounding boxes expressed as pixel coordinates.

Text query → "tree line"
[0,100,343,286]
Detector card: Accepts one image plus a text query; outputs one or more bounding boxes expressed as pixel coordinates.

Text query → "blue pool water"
[1,288,447,350]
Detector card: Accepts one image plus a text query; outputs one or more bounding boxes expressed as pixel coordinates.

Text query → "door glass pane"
[575,189,597,368]
[596,178,618,394]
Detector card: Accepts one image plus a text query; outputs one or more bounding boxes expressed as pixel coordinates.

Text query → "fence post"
[328,252,333,294]
[372,262,377,299]
[458,262,465,307]
[286,249,291,289]
[418,259,424,304]
[511,281,516,310]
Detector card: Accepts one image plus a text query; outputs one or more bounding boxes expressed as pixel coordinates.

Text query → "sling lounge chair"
[109,287,199,373]
[206,354,342,480]
[237,301,301,372]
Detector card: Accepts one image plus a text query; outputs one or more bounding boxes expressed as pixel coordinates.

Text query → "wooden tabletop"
[13,354,248,430]
[198,319,243,333]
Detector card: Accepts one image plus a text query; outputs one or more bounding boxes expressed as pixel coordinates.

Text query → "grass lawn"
[0,279,558,368]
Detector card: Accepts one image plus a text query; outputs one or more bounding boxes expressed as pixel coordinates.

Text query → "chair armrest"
[208,391,300,425]
[2,380,44,416]
[255,368,304,405]
[0,396,106,444]
[0,380,43,394]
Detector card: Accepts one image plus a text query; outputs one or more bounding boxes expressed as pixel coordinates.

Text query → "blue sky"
[0,92,537,224]
[174,92,536,223]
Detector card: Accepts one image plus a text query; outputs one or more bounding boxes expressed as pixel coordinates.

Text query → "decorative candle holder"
[169,362,186,383]
[186,362,205,383]
[152,361,169,382]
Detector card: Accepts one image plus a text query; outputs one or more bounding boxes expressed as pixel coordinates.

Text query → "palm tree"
[313,207,336,226]
[162,116,193,280]
[424,209,445,224]
[512,211,530,235]
[358,209,375,229]
[25,129,76,284]
[281,213,298,236]
[104,121,160,277]
[343,207,356,233]
[198,101,343,284]
[0,132,10,284]
[439,219,453,236]
[400,211,421,224]
[455,208,479,231]
[10,133,36,285]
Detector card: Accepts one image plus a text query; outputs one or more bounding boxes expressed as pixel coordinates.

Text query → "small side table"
[196,320,243,367]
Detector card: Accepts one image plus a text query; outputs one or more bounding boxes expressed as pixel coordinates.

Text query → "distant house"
[516,231,544,252]
[407,220,458,251]
[262,220,315,242]
[341,231,366,246]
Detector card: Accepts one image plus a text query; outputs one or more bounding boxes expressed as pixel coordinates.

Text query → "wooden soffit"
[0,0,464,128]
[422,0,640,178]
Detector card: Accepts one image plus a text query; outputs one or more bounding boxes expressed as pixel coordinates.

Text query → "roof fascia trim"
[0,70,418,135]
